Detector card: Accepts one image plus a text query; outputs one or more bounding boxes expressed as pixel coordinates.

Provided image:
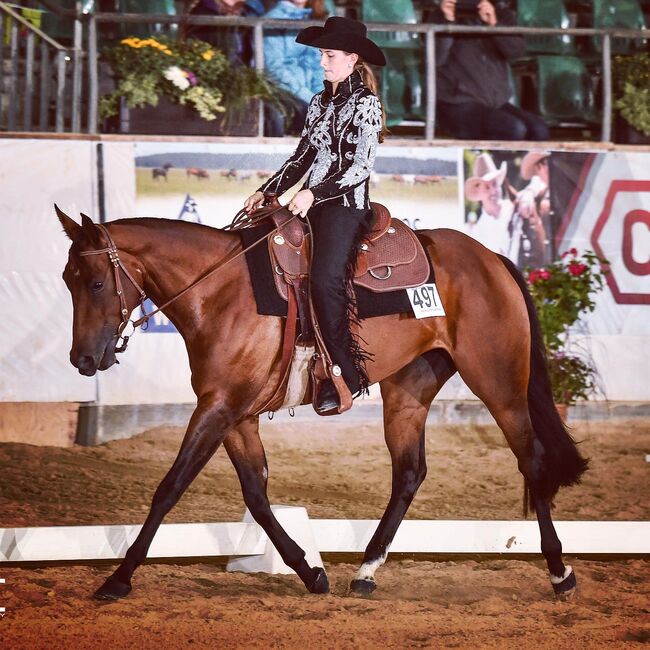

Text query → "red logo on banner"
[591,180,650,305]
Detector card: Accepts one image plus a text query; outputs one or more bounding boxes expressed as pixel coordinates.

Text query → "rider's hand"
[244,191,265,213]
[477,0,497,26]
[440,0,456,22]
[287,189,315,219]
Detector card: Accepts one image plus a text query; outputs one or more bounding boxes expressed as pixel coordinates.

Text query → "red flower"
[561,247,578,259]
[528,268,551,283]
[568,262,587,276]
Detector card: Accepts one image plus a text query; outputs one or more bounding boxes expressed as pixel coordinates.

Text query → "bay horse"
[186,167,209,180]
[151,163,172,181]
[55,205,587,601]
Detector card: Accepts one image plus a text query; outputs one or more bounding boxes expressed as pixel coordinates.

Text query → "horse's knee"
[241,489,271,521]
[395,464,426,496]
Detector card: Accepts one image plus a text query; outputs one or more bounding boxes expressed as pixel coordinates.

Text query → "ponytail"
[354,58,389,143]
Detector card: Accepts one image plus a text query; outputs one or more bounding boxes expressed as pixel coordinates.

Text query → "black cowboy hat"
[296,16,386,67]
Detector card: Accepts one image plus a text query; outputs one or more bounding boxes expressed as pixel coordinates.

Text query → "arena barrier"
[1,506,648,573]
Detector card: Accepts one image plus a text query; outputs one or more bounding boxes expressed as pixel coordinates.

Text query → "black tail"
[497,255,589,508]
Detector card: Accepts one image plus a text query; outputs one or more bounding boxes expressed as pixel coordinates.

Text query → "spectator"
[511,151,552,267]
[186,0,265,65]
[263,0,328,136]
[464,152,515,257]
[430,0,549,141]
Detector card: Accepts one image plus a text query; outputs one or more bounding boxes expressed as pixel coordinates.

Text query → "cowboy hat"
[464,153,507,202]
[296,16,387,67]
[520,151,549,180]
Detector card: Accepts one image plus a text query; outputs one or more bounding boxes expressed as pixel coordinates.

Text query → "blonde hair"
[353,57,388,143]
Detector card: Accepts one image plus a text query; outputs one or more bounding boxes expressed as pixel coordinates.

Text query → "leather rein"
[78,206,293,354]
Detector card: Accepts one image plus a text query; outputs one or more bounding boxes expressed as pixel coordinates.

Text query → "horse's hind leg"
[491,403,576,598]
[224,416,329,594]
[350,350,456,595]
[456,357,578,598]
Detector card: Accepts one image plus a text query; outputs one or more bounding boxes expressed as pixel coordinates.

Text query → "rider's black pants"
[308,203,372,394]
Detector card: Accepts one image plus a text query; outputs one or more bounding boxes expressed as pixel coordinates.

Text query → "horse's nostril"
[76,355,95,370]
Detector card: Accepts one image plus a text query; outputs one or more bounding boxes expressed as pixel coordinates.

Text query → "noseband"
[79,224,147,353]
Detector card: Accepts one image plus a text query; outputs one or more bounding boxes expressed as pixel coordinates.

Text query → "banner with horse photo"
[133,141,463,232]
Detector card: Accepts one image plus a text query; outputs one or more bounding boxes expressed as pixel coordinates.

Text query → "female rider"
[244,16,386,413]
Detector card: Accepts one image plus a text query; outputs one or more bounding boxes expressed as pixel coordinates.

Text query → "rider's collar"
[322,69,364,103]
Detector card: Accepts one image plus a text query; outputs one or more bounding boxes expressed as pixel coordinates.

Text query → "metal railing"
[3,8,650,141]
[0,1,83,132]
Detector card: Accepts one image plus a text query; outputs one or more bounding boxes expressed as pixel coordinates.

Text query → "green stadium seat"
[323,0,337,17]
[119,0,178,39]
[517,0,576,54]
[591,0,647,53]
[535,55,598,125]
[361,0,423,126]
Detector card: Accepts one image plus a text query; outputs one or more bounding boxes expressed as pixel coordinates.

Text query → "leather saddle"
[245,196,430,417]
[267,201,430,302]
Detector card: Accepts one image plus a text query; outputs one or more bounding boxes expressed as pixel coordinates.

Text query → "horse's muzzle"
[71,336,118,376]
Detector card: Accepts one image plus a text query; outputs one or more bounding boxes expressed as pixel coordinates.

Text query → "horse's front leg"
[351,351,455,595]
[94,393,238,600]
[224,416,329,593]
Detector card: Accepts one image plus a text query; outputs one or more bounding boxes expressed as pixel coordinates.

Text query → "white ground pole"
[0,507,648,571]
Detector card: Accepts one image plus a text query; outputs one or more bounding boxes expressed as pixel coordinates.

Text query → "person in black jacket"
[243,17,386,413]
[432,0,549,140]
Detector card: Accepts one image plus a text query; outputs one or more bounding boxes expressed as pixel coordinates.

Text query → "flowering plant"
[526,249,608,405]
[99,35,281,122]
[613,52,650,137]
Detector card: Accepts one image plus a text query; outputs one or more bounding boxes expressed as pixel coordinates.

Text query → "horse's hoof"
[94,574,132,601]
[551,567,577,600]
[350,578,376,596]
[307,567,330,594]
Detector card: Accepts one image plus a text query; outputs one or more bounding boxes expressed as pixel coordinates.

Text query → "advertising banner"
[0,138,647,405]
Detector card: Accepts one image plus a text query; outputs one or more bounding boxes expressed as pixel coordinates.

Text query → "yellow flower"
[202,49,214,61]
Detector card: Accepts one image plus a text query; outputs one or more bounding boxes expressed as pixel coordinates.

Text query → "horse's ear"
[55,204,80,240]
[80,212,95,229]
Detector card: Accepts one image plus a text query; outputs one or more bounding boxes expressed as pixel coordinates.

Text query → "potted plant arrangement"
[99,35,283,136]
[526,249,609,415]
[612,52,650,145]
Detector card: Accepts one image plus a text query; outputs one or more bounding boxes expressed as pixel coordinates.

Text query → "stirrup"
[315,378,339,414]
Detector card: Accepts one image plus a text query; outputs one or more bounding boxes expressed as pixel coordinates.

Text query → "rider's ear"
[55,204,80,240]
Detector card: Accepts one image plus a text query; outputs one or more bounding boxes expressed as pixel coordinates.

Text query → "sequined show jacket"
[259,70,382,210]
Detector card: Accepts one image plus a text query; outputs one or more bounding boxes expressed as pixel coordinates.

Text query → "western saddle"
[242,195,430,416]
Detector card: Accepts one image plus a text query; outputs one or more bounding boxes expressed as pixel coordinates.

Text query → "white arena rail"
[1,506,648,572]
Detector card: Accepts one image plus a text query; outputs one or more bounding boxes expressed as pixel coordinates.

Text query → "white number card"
[407,284,446,319]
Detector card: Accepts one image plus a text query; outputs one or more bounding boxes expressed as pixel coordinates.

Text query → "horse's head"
[56,205,141,376]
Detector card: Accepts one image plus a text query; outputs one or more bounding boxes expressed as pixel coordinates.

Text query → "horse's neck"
[112,219,240,327]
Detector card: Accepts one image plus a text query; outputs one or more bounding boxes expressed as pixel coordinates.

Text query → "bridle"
[79,223,147,353]
[77,205,294,354]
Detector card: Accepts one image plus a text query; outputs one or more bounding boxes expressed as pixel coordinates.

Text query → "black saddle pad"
[240,223,434,319]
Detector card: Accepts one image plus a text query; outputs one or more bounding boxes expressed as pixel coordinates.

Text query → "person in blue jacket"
[263,0,329,136]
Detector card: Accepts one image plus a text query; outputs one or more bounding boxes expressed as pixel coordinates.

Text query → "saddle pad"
[241,223,434,319]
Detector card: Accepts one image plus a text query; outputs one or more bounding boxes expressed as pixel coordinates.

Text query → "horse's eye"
[90,281,104,294]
